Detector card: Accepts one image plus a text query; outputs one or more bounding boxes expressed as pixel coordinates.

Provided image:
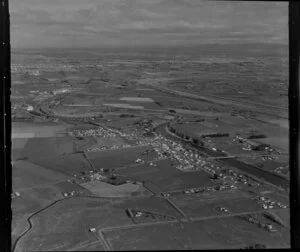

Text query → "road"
[75,207,289,251]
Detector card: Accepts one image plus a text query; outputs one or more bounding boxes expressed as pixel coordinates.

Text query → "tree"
[244,243,267,249]
[254,244,267,249]
[192,138,199,145]
[211,174,218,180]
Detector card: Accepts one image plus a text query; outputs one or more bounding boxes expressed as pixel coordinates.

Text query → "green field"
[105,216,290,250]
[13,160,68,190]
[87,145,158,170]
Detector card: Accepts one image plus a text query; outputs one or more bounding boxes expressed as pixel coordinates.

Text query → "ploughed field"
[11,45,289,251]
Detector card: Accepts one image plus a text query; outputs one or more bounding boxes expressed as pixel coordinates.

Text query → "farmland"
[11,43,289,251]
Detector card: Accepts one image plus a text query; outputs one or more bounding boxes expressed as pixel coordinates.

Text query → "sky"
[10,0,288,49]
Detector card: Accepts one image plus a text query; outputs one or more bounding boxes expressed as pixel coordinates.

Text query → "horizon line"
[11,42,288,51]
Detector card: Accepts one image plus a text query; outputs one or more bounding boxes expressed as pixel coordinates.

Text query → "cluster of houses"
[87,143,131,152]
[232,135,278,157]
[62,190,82,198]
[232,136,253,151]
[138,134,216,172]
[70,127,119,138]
[184,186,216,194]
[136,132,258,191]
[126,208,173,222]
[69,170,108,185]
[50,88,71,95]
[216,206,230,214]
[70,125,261,193]
[20,103,35,112]
[274,165,289,176]
[134,158,144,164]
[12,63,77,74]
[243,214,278,233]
[255,196,287,210]
[164,182,238,198]
[70,125,139,143]
[218,170,251,185]
[259,155,279,161]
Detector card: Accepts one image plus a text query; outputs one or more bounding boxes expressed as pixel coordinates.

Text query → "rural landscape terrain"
[11,44,290,250]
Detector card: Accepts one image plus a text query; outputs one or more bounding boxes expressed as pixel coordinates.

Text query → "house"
[27,105,34,111]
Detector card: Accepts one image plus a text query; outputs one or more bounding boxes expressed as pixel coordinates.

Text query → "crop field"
[103,103,145,110]
[104,118,144,130]
[12,148,28,161]
[12,138,29,149]
[170,194,262,218]
[111,96,164,110]
[87,145,158,170]
[19,136,75,159]
[16,196,176,251]
[14,194,182,251]
[168,108,218,116]
[221,158,289,189]
[75,136,97,152]
[115,159,214,192]
[256,136,288,152]
[12,184,64,217]
[54,181,88,193]
[53,104,104,118]
[119,91,164,98]
[135,88,155,91]
[200,120,241,134]
[14,198,119,251]
[272,209,290,227]
[80,181,142,197]
[11,215,30,246]
[151,95,212,110]
[30,153,91,176]
[120,97,154,102]
[79,242,105,251]
[116,196,182,219]
[171,121,236,139]
[178,189,250,202]
[207,137,251,155]
[241,159,287,173]
[16,222,99,252]
[115,159,181,181]
[62,95,95,106]
[220,115,264,129]
[157,170,214,192]
[118,156,278,193]
[90,136,126,148]
[105,215,289,250]
[12,122,69,138]
[12,160,68,190]
[172,109,227,117]
[250,124,289,151]
[143,181,164,195]
[264,118,289,130]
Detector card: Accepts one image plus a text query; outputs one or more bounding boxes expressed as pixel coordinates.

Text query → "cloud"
[9,0,288,48]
